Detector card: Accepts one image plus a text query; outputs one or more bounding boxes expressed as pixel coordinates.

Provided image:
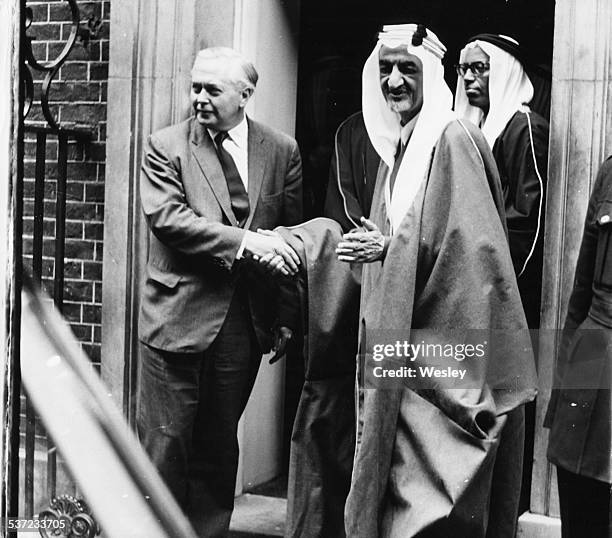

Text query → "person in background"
[454,34,549,537]
[455,33,548,330]
[545,158,612,538]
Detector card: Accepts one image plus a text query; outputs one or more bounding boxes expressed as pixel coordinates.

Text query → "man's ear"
[240,86,254,108]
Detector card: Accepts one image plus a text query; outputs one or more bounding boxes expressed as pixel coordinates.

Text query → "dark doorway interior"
[295,0,555,217]
[280,0,555,514]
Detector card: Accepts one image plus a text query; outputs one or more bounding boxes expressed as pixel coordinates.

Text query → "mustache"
[384,83,410,95]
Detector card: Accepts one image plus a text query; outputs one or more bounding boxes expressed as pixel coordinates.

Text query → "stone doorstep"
[229,499,563,538]
[229,494,286,537]
[517,512,561,538]
[19,448,285,537]
[13,462,561,538]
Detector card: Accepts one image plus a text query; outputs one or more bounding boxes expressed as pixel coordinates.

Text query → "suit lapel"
[189,120,238,226]
[245,118,268,230]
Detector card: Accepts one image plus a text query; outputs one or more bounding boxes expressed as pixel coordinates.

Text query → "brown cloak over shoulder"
[346,120,537,537]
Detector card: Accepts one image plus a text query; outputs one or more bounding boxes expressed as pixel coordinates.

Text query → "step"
[229,494,286,537]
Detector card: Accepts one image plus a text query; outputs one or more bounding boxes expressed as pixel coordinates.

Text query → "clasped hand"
[243,229,300,276]
[336,216,385,263]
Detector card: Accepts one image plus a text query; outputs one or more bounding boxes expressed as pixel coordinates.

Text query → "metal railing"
[9,0,96,533]
[21,124,91,519]
[19,280,197,537]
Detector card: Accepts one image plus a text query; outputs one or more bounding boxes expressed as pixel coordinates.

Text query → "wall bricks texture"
[23,0,110,366]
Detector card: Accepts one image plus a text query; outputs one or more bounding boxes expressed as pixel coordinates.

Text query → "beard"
[383,82,414,112]
[386,98,412,114]
[385,94,415,115]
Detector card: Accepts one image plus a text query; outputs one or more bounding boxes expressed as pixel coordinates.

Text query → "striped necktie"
[214,131,250,227]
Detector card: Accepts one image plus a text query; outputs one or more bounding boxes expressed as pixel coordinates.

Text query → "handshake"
[242,229,300,276]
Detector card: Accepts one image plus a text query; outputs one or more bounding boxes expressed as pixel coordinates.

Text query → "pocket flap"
[147,265,181,288]
[260,190,283,203]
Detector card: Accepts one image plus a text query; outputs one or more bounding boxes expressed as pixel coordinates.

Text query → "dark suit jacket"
[138,116,303,353]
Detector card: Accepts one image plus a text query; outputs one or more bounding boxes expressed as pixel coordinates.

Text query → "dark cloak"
[324,112,381,233]
[345,119,537,537]
[275,111,381,537]
[277,219,361,538]
[493,110,549,329]
[490,108,549,537]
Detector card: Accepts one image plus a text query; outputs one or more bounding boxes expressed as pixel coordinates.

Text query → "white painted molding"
[533,0,612,518]
[233,0,261,118]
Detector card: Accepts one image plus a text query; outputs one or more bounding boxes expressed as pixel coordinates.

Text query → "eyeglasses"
[455,61,490,77]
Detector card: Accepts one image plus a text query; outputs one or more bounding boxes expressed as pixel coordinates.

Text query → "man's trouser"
[557,465,611,538]
[137,288,262,537]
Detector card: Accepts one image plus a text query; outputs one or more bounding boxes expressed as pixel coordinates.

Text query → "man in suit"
[137,47,303,537]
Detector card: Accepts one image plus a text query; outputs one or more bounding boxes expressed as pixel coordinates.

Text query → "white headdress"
[362,24,455,233]
[454,37,534,148]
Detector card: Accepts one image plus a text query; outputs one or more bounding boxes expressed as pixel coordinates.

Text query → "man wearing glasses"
[455,34,550,538]
[455,34,549,331]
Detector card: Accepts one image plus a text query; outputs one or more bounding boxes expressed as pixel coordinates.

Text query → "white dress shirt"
[208,116,249,190]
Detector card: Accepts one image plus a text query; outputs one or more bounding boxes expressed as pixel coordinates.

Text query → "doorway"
[283,0,555,514]
[295,0,554,217]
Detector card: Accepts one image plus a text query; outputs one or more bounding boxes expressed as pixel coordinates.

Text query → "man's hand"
[336,217,386,263]
[269,326,293,364]
[243,229,300,276]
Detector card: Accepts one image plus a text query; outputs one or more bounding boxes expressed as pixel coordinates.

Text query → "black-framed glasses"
[455,61,490,77]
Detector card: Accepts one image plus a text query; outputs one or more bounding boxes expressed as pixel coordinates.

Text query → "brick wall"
[23,0,110,366]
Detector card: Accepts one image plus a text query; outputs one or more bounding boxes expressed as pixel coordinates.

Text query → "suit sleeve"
[140,133,244,269]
